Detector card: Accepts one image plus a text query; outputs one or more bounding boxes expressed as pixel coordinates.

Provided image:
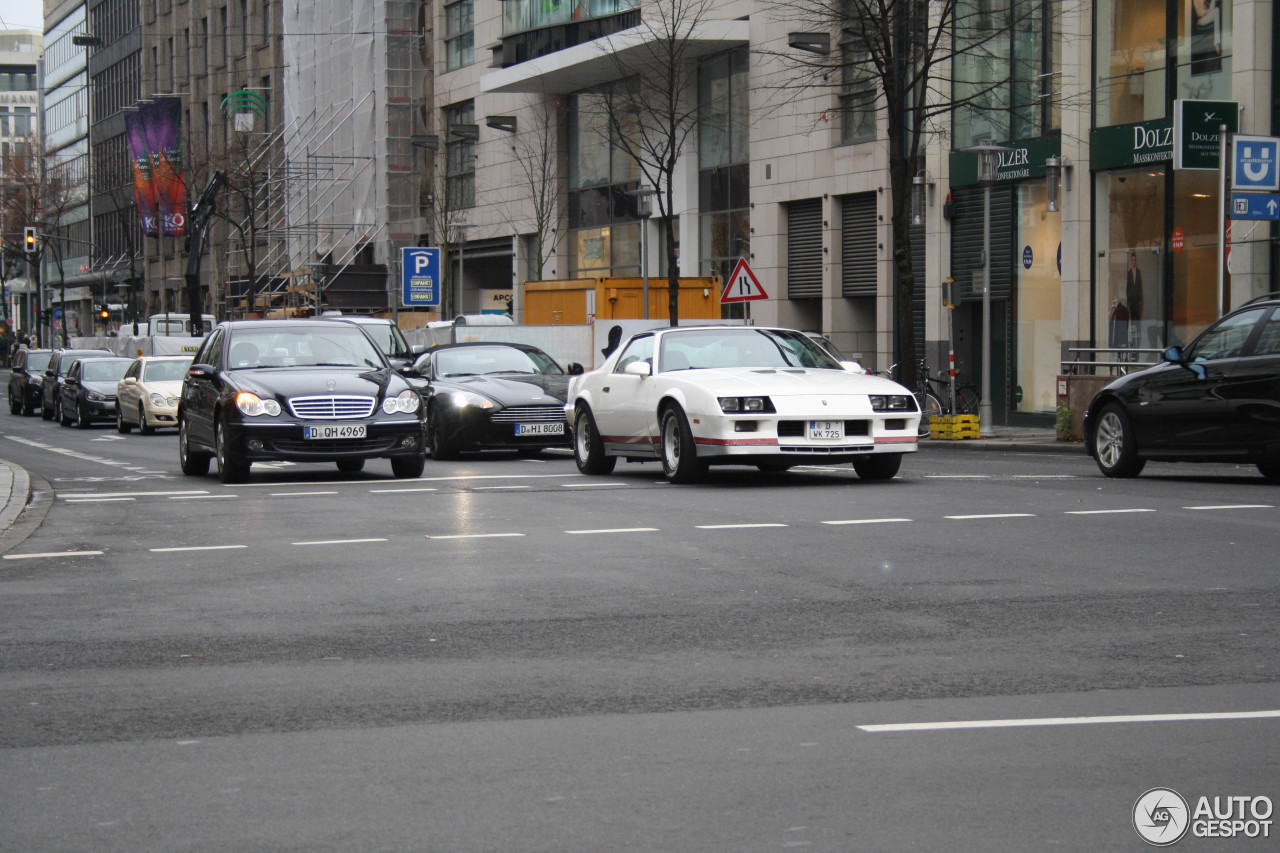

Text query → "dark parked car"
[178,319,427,483]
[409,341,583,459]
[8,348,53,415]
[1084,293,1280,480]
[41,348,113,421]
[58,356,133,428]
[319,314,424,373]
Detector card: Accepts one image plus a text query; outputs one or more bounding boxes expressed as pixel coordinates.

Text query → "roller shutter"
[840,192,877,297]
[949,185,1014,301]
[787,198,823,299]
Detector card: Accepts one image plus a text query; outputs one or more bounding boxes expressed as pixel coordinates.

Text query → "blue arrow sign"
[1232,135,1280,191]
[1230,192,1280,221]
[401,247,442,307]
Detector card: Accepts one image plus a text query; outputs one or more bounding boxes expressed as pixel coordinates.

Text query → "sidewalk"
[919,424,1084,454]
[0,458,31,535]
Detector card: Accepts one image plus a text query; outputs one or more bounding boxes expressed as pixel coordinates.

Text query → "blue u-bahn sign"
[401,247,442,308]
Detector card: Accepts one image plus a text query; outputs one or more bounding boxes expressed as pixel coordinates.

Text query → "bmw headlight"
[382,390,422,414]
[869,395,916,413]
[718,396,775,413]
[235,391,281,417]
[450,391,494,410]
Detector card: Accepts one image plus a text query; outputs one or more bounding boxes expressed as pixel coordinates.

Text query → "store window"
[1095,0,1232,128]
[698,50,749,291]
[1095,168,1165,353]
[1014,182,1061,414]
[567,89,643,278]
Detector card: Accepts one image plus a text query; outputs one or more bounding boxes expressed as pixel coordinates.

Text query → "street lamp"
[961,141,1010,438]
[627,185,656,319]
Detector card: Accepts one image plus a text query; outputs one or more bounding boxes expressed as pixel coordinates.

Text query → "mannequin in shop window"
[1126,251,1144,350]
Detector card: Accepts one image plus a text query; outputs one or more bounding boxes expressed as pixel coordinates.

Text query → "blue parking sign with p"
[401,247,442,307]
[1232,136,1280,192]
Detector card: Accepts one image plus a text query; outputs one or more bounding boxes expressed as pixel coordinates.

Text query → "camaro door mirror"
[624,361,652,377]
[841,360,866,373]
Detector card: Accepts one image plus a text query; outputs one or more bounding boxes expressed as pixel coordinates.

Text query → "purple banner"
[123,110,159,237]
[139,97,187,237]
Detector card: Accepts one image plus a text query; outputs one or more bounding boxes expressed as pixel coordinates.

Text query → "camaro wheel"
[336,459,365,473]
[573,406,616,475]
[426,407,458,460]
[215,417,250,484]
[660,405,707,484]
[1092,402,1145,478]
[391,456,425,479]
[138,404,156,436]
[852,453,903,481]
[117,404,132,433]
[178,416,210,476]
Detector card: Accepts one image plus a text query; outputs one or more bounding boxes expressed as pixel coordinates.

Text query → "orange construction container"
[523,277,722,325]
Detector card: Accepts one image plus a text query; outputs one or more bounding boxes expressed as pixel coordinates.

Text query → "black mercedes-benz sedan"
[409,341,583,459]
[178,319,427,483]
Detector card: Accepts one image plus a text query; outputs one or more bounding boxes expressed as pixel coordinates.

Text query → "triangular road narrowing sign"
[720,257,769,303]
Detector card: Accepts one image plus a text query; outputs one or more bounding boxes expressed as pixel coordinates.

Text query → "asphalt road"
[1,413,1277,851]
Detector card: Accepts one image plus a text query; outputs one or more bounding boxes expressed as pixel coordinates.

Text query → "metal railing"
[1061,347,1164,376]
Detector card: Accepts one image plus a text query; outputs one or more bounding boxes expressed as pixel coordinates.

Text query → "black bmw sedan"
[178,320,427,483]
[1083,293,1280,480]
[410,341,583,459]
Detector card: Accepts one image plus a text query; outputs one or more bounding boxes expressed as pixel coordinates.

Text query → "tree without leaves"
[761,0,1061,390]
[597,0,718,326]
[503,95,566,284]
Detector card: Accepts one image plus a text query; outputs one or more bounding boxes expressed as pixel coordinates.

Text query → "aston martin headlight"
[382,390,422,414]
[235,391,281,417]
[718,396,775,413]
[870,395,915,412]
[450,391,494,410]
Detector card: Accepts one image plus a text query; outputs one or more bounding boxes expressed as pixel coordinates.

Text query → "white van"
[148,313,216,337]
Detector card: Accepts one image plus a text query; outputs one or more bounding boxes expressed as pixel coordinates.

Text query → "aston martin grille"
[288,395,375,419]
[490,405,566,423]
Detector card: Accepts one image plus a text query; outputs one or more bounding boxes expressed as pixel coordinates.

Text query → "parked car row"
[9,319,928,487]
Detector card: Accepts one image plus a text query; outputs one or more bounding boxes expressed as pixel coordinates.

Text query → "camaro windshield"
[435,346,562,377]
[143,359,193,382]
[658,329,843,371]
[226,329,383,369]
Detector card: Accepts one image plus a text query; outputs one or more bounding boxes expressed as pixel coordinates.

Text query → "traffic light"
[24,227,36,250]
[99,307,110,320]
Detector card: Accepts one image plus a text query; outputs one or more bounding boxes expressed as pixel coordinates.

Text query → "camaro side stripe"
[695,437,779,446]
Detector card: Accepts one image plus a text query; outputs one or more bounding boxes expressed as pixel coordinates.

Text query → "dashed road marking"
[858,709,1280,733]
[1064,508,1156,515]
[822,518,912,525]
[695,523,788,530]
[293,538,389,546]
[566,527,660,535]
[149,545,249,553]
[369,487,438,494]
[3,550,105,560]
[1184,504,1274,511]
[945,513,1035,520]
[269,491,339,497]
[425,532,525,540]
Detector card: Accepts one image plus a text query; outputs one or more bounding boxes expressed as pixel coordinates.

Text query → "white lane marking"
[945,513,1035,520]
[63,497,135,503]
[170,495,237,500]
[234,473,571,487]
[58,490,209,499]
[1184,504,1274,511]
[425,532,525,540]
[858,709,1280,733]
[562,482,628,488]
[566,527,660,535]
[369,487,439,494]
[293,538,389,546]
[473,485,531,490]
[696,523,789,530]
[268,491,339,497]
[1010,474,1077,479]
[927,475,992,479]
[1064,508,1156,515]
[823,518,913,525]
[3,550,105,560]
[149,545,249,553]
[5,435,149,469]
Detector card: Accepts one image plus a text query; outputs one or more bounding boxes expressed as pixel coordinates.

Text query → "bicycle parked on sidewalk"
[877,358,980,438]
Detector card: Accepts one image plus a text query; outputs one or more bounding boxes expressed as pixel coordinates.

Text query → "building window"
[445,0,474,71]
[953,0,1061,147]
[566,89,645,278]
[698,49,750,290]
[839,13,877,144]
[444,101,475,210]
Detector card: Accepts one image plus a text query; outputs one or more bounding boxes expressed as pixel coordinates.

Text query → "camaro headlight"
[450,391,494,410]
[382,390,422,414]
[718,396,775,413]
[869,395,916,412]
[87,391,106,402]
[235,391,281,417]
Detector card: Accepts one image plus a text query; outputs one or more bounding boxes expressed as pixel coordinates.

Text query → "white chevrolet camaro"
[565,326,920,483]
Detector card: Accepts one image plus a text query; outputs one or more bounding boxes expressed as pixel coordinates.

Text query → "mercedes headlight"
[235,391,281,417]
[382,390,422,414]
[450,391,494,410]
[149,393,170,407]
